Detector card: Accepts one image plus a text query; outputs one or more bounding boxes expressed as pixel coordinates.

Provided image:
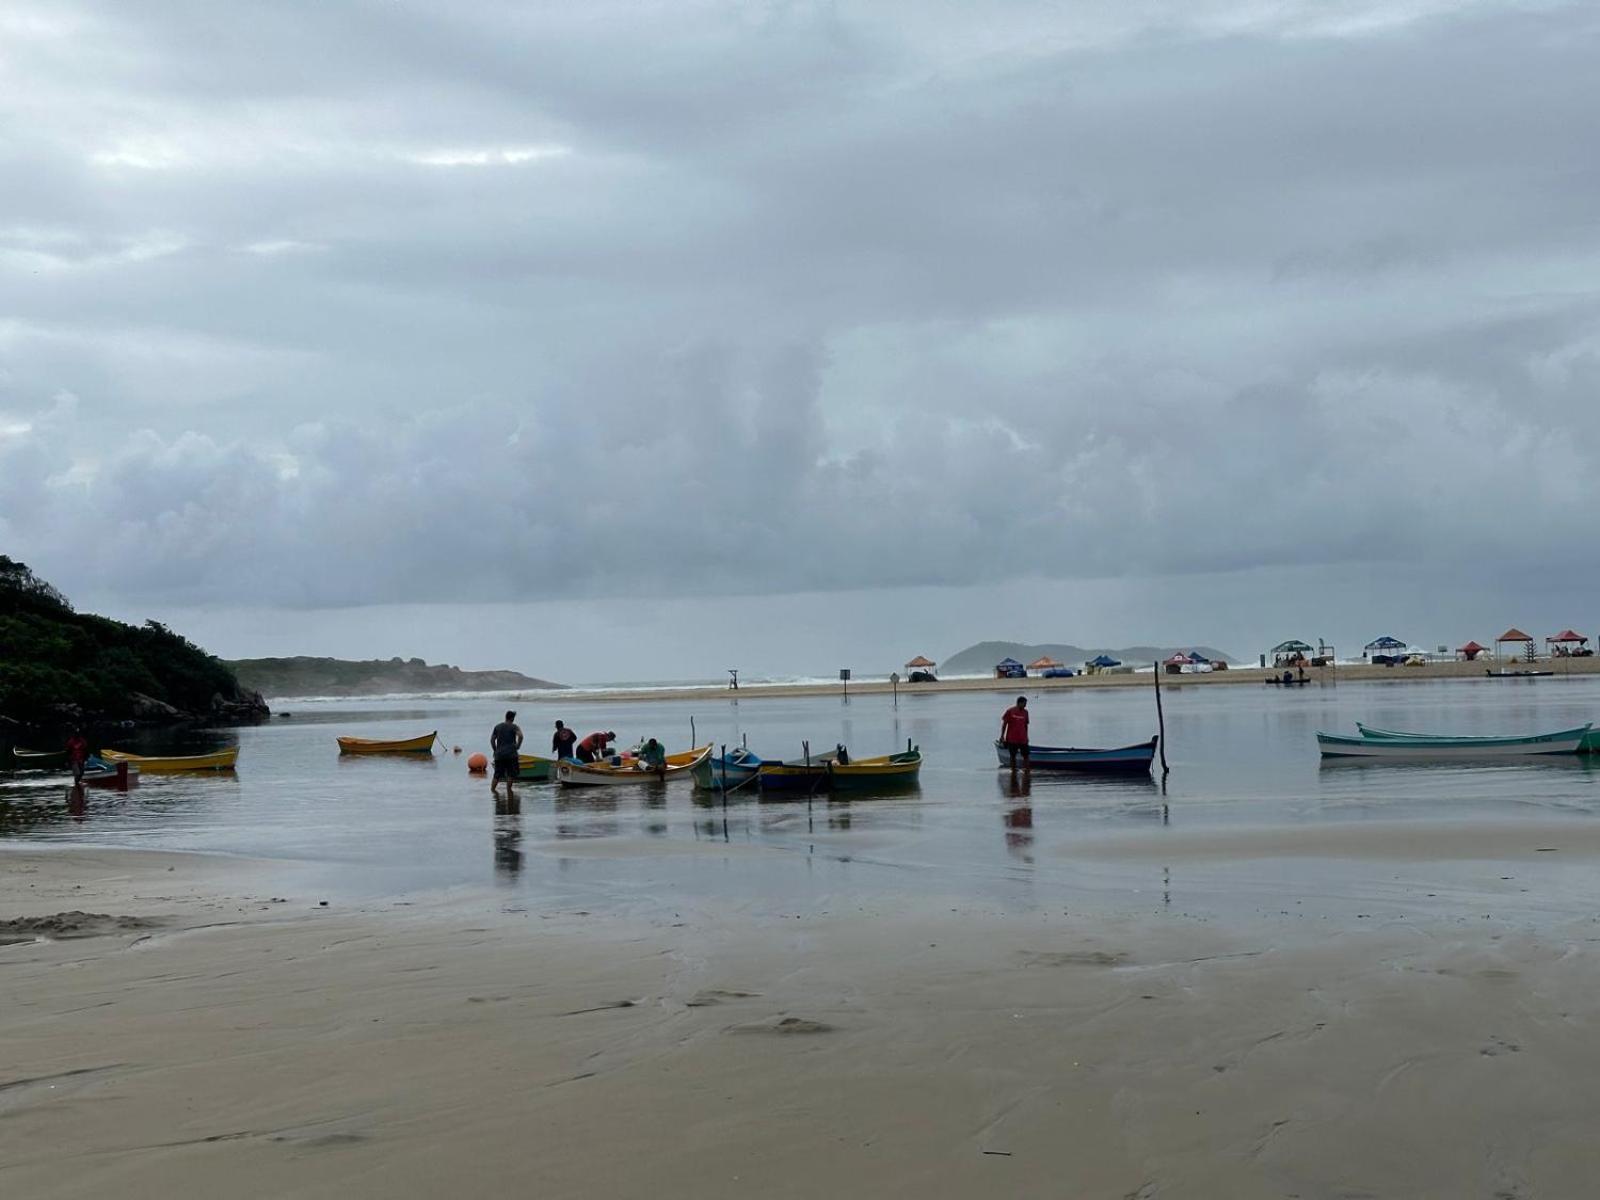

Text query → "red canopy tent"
[1546,630,1589,657]
[1456,640,1487,661]
[1495,628,1535,663]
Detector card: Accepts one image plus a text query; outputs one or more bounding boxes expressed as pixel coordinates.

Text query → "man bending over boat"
[576,731,616,764]
[1000,697,1030,769]
[490,711,523,797]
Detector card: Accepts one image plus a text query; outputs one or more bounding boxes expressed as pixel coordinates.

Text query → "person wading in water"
[999,696,1030,770]
[490,711,523,799]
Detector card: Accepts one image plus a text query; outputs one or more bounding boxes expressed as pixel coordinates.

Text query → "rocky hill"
[941,640,1232,676]
[229,657,564,698]
[0,556,268,729]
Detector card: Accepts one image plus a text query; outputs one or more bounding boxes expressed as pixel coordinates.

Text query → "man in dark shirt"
[490,711,523,798]
[999,696,1030,770]
[551,720,578,759]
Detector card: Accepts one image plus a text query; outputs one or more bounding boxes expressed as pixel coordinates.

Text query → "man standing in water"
[551,720,578,760]
[65,726,89,786]
[1000,696,1030,770]
[490,710,523,798]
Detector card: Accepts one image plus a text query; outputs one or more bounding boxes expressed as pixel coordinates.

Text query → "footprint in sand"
[1020,950,1129,968]
[732,1016,834,1035]
[686,989,761,1007]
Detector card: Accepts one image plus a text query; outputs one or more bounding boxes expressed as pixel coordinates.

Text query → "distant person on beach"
[490,711,523,797]
[65,727,89,785]
[1000,697,1030,769]
[640,738,666,770]
[576,731,616,764]
[551,720,577,759]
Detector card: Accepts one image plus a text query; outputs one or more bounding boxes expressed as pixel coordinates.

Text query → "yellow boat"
[101,747,239,772]
[555,745,711,786]
[516,754,557,781]
[336,732,438,755]
[827,745,922,791]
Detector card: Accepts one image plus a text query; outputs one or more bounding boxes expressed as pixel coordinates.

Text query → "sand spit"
[562,654,1600,703]
[6,846,1600,1197]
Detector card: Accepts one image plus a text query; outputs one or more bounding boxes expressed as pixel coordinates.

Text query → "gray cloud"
[3,0,1600,631]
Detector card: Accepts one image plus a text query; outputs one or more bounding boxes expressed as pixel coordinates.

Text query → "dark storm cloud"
[3,0,1599,609]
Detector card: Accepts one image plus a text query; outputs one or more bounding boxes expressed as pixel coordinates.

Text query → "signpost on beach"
[840,668,851,699]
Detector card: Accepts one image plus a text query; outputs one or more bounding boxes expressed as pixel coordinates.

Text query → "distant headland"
[228,657,566,698]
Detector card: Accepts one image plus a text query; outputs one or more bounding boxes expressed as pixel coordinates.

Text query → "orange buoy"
[467,752,488,773]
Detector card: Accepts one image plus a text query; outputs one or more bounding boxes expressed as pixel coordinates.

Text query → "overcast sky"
[3,1,1598,682]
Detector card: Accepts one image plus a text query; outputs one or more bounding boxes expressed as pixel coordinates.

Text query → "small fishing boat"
[1357,723,1600,755]
[756,749,839,793]
[692,747,764,791]
[101,747,238,773]
[1484,669,1553,678]
[336,732,438,755]
[81,759,139,789]
[1317,725,1589,759]
[515,754,558,781]
[556,745,711,786]
[995,737,1157,773]
[10,747,67,768]
[828,745,922,791]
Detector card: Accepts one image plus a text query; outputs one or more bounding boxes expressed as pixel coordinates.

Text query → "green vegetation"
[0,557,256,726]
[229,657,562,698]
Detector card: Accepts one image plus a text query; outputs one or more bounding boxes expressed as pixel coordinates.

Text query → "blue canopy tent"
[994,657,1027,679]
[1365,635,1407,666]
[1186,651,1210,664]
[1088,654,1121,667]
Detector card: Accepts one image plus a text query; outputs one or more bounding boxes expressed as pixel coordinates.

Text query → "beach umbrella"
[1027,655,1063,670]
[904,655,936,669]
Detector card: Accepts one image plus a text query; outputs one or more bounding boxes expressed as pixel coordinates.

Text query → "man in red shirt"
[999,696,1030,769]
[65,727,89,785]
[576,731,616,764]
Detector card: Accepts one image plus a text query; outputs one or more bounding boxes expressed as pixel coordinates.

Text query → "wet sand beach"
[8,821,1600,1199]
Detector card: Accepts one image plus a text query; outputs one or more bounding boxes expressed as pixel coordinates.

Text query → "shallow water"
[5,676,1600,919]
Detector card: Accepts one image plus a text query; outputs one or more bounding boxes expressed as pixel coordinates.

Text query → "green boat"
[1321,724,1590,759]
[516,753,557,781]
[1357,723,1600,753]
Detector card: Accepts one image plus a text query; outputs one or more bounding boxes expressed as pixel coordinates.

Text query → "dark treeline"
[0,556,262,729]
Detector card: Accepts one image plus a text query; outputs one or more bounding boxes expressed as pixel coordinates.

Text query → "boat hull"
[337,732,438,755]
[10,748,67,769]
[828,751,921,791]
[1318,726,1589,759]
[995,738,1157,773]
[557,746,711,786]
[692,749,764,791]
[101,747,238,772]
[82,763,139,789]
[515,754,557,781]
[1357,723,1600,756]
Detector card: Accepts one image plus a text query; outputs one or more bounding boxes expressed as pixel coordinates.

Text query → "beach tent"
[1163,653,1189,675]
[1027,656,1063,671]
[1364,635,1407,665]
[994,657,1027,679]
[1495,628,1536,663]
[1271,639,1313,667]
[1087,654,1121,667]
[904,654,937,681]
[905,655,936,669]
[1456,640,1487,661]
[1547,630,1589,658]
[1186,651,1211,664]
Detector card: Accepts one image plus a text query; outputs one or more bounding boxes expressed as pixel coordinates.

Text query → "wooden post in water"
[1153,661,1170,776]
[691,716,697,749]
[720,743,728,809]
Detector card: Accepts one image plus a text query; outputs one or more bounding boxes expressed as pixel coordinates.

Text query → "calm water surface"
[5,677,1600,919]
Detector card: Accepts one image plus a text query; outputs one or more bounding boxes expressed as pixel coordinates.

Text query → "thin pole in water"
[1153,661,1170,776]
[691,716,696,748]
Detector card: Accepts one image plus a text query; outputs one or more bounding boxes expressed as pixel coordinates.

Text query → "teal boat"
[692,747,765,791]
[1320,724,1590,759]
[1357,722,1600,755]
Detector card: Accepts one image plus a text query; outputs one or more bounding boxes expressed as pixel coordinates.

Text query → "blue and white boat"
[691,746,765,791]
[994,737,1157,773]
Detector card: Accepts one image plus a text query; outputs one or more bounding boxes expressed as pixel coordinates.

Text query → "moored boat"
[692,747,764,791]
[556,745,711,786]
[1357,722,1600,755]
[336,732,438,755]
[1318,725,1590,759]
[10,747,67,769]
[81,759,139,789]
[828,745,922,791]
[516,754,558,781]
[756,749,838,794]
[101,747,239,772]
[995,737,1157,773]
